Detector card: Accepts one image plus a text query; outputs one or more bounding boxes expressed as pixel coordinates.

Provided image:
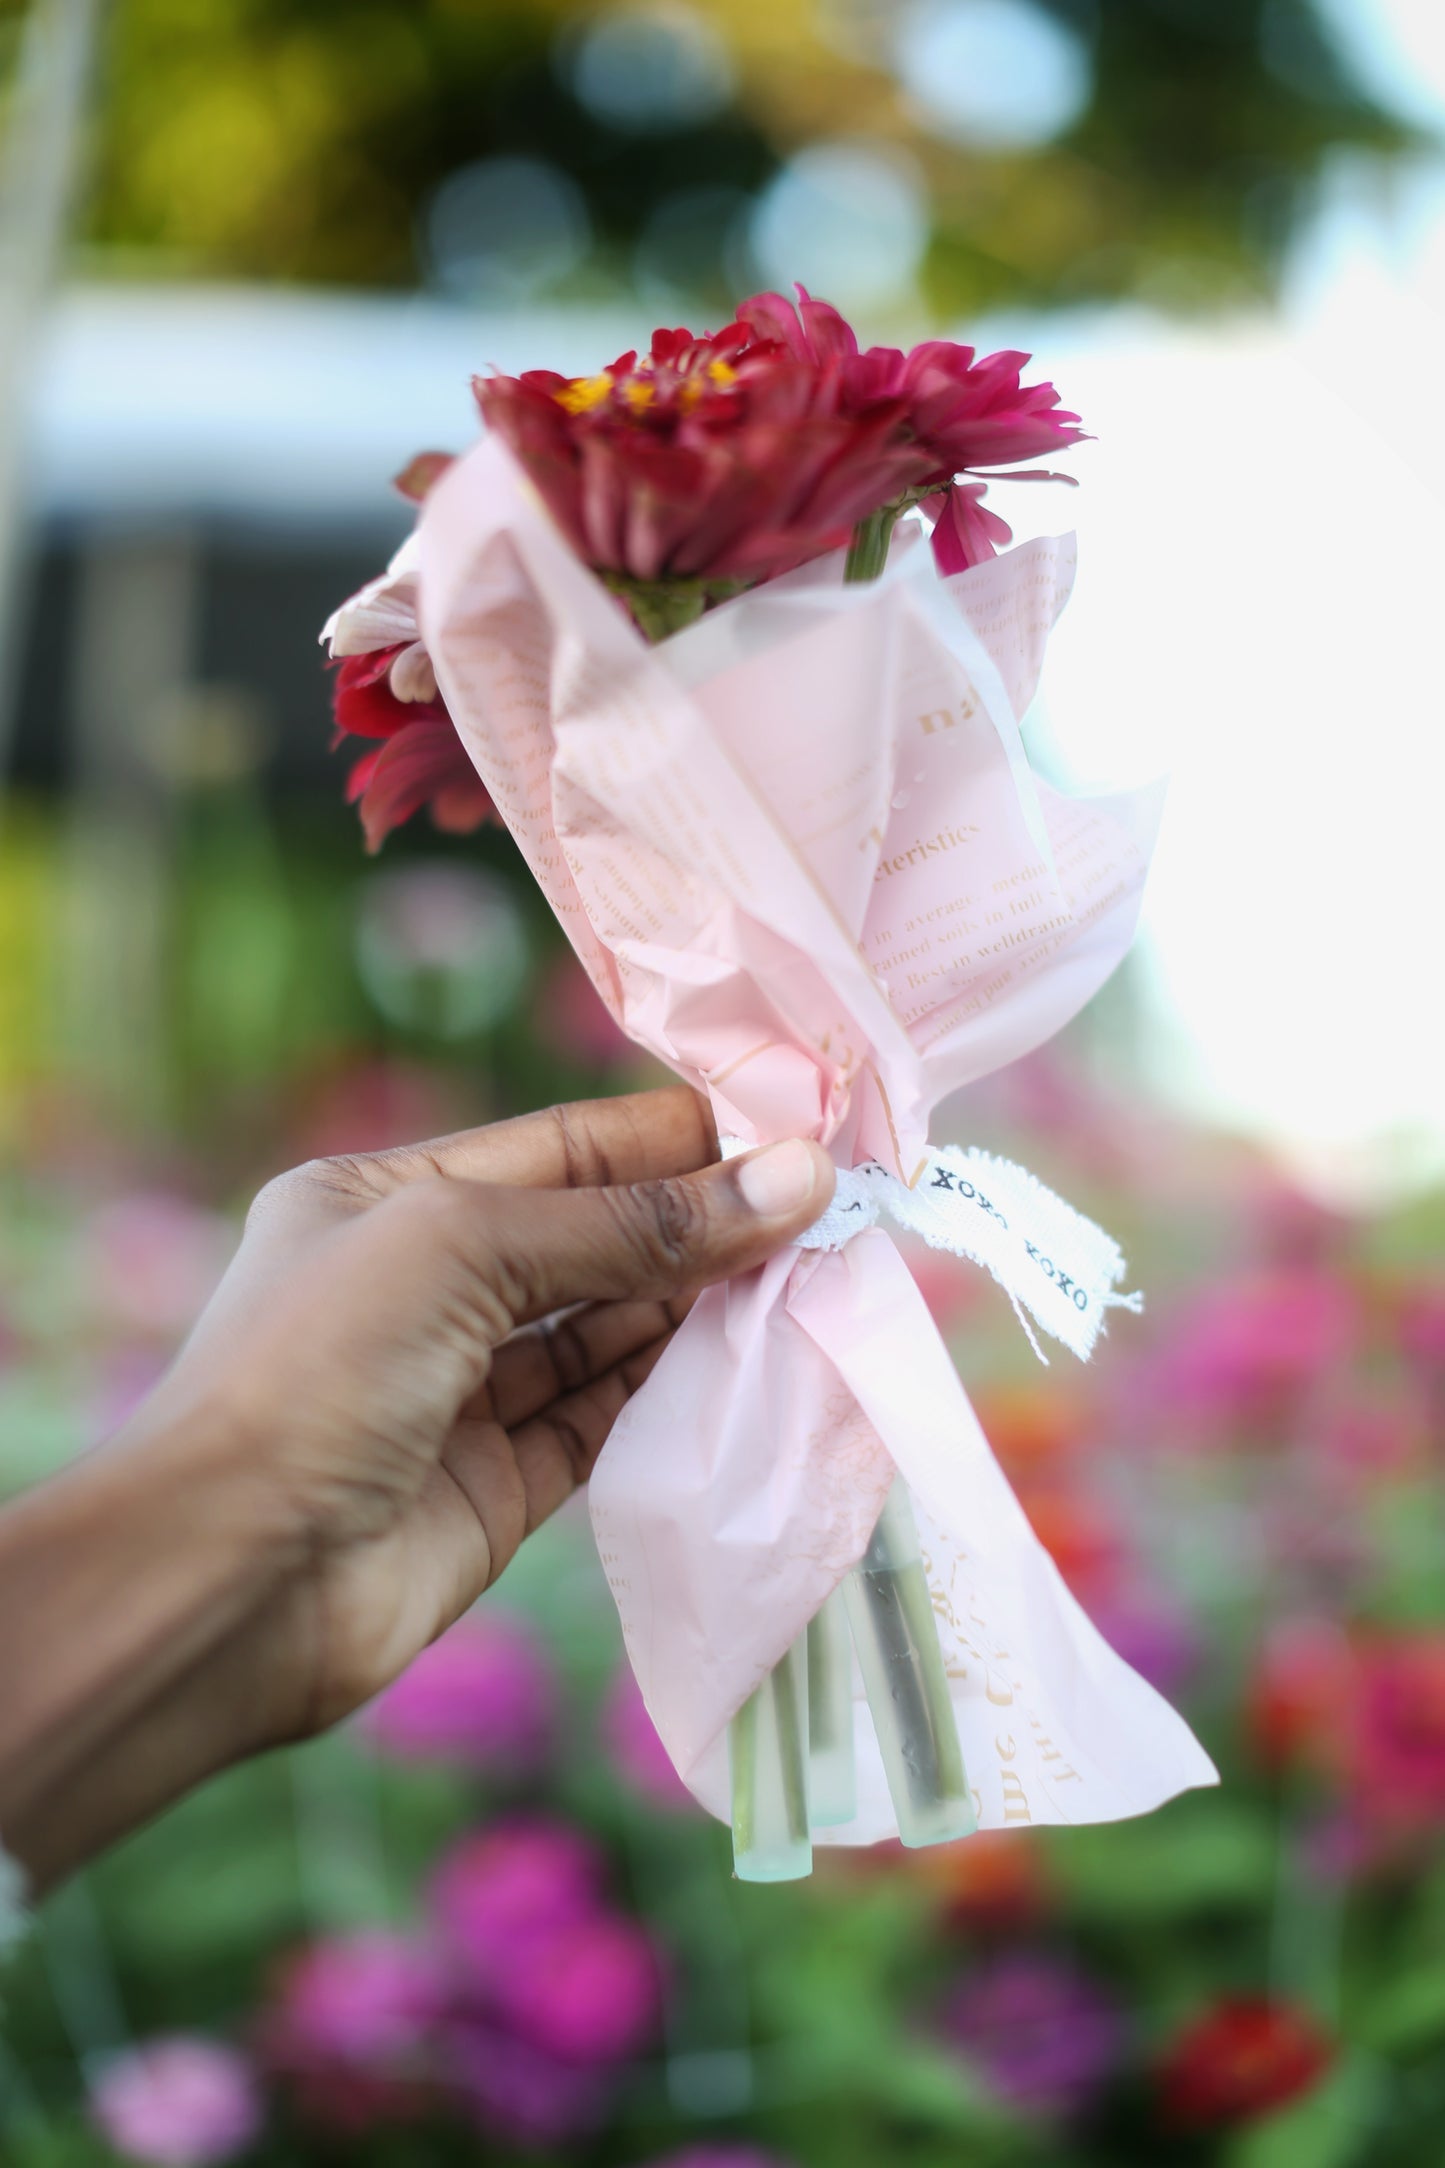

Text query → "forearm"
[0,1408,301,1893]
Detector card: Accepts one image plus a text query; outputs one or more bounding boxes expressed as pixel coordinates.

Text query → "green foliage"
[71,0,1416,313]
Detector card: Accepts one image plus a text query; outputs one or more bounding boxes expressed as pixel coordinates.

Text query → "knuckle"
[626,1173,706,1279]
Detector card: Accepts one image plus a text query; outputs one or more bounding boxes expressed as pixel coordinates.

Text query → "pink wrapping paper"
[419,436,1217,1842]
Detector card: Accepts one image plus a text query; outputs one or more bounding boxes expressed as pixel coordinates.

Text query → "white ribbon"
[724,1139,1141,1365]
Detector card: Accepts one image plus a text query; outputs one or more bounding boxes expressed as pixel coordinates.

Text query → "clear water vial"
[843,1481,977,1847]
[729,1635,812,1881]
[806,1585,857,1827]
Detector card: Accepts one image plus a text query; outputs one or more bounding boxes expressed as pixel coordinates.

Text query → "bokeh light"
[354,864,529,1039]
[422,157,591,304]
[894,0,1094,151]
[748,140,930,312]
[565,3,737,133]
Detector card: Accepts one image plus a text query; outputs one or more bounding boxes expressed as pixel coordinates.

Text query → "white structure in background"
[19,184,1445,1197]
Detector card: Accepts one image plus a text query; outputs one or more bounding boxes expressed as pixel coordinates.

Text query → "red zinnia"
[1157,1999,1332,2129]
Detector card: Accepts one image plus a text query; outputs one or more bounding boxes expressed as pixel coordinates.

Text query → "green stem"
[844,506,898,585]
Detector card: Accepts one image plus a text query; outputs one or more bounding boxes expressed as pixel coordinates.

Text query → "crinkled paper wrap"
[419,437,1217,1842]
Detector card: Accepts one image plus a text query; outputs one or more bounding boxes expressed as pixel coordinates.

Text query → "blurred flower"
[1015,1486,1123,1605]
[1157,1999,1332,2129]
[1153,1269,1359,1431]
[265,1931,442,2069]
[364,1613,556,1771]
[915,1829,1051,1932]
[533,953,636,1069]
[430,1818,606,1987]
[603,1666,696,1811]
[971,1383,1084,1476]
[1398,1277,1445,1373]
[86,1193,234,1339]
[1352,1634,1445,1836]
[322,535,494,851]
[939,1952,1125,2120]
[1088,1590,1200,1699]
[444,2019,610,2146]
[491,1910,662,2064]
[89,2037,262,2167]
[1247,1617,1355,1776]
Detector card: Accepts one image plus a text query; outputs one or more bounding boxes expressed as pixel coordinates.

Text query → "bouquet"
[322,289,1215,1877]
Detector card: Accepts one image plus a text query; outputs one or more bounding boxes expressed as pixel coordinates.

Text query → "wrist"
[0,1394,303,1877]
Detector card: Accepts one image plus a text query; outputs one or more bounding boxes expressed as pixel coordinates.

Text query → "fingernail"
[736,1139,819,1218]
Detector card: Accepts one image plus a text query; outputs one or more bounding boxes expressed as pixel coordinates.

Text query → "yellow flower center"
[554,372,615,415]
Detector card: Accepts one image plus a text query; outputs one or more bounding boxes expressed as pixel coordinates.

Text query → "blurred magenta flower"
[1352,1634,1445,1836]
[491,1910,662,2064]
[1087,1590,1200,1699]
[939,1953,1125,2120]
[363,1612,556,1771]
[88,2037,262,2167]
[430,1817,605,1985]
[1153,1269,1359,1429]
[603,1666,696,1812]
[265,1931,442,2068]
[1157,1999,1332,2129]
[444,2020,609,2146]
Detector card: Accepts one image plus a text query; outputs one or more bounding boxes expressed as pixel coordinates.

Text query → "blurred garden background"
[2,1,1444,2164]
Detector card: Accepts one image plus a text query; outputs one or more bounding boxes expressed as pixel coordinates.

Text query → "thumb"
[404,1137,836,1332]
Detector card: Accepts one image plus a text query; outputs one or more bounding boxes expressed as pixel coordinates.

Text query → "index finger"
[341,1085,719,1197]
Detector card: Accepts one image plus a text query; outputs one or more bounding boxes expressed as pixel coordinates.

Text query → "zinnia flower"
[1351,1633,1445,1836]
[264,1931,442,2069]
[1157,1999,1332,2129]
[321,533,493,851]
[362,1612,557,1771]
[475,317,921,622]
[735,288,1085,574]
[429,1818,606,1987]
[88,2038,262,2168]
[939,1953,1125,2121]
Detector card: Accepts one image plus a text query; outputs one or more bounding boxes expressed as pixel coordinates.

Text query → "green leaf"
[1047,1797,1276,1920]
[1224,2058,1379,2168]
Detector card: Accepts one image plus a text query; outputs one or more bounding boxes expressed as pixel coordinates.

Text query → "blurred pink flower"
[89,2037,262,2167]
[603,1667,696,1812]
[1087,1591,1200,1699]
[533,953,635,1068]
[265,1931,442,2069]
[86,1194,234,1338]
[430,1818,605,1987]
[1399,1278,1445,1371]
[444,2020,609,2145]
[1352,1635,1445,1836]
[363,1613,556,1771]
[492,1910,662,2064]
[940,1952,1125,2121]
[1154,1270,1358,1428]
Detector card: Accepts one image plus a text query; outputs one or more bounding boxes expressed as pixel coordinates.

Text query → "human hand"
[0,1089,832,1888]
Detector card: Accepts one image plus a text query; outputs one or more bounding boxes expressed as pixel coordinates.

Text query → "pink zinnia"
[1351,1634,1445,1835]
[429,1817,605,1988]
[88,2038,262,2168]
[264,1931,442,2070]
[362,1612,556,1771]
